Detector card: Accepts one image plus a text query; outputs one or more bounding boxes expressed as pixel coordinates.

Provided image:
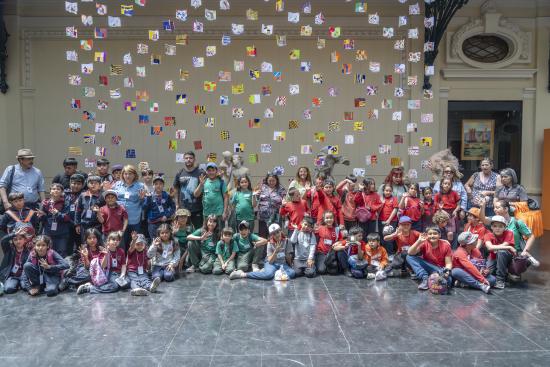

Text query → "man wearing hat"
[52,157,88,190]
[451,232,495,294]
[0,148,45,212]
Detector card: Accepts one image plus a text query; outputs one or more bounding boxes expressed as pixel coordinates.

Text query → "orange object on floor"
[512,201,544,238]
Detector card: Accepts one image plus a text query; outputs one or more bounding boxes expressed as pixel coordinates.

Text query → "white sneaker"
[76,282,91,295]
[480,283,491,294]
[251,264,260,272]
[528,255,540,268]
[131,288,149,296]
[149,277,161,293]
[366,273,376,280]
[186,265,196,273]
[229,270,245,280]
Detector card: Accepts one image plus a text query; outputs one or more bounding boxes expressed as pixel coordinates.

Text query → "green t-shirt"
[231,190,254,221]
[191,229,216,254]
[174,225,194,249]
[232,233,260,253]
[507,217,532,252]
[202,178,226,216]
[215,240,238,260]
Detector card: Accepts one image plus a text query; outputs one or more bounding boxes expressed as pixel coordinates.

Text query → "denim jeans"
[246,261,296,280]
[65,264,91,286]
[487,250,513,281]
[293,259,316,278]
[451,268,496,290]
[406,255,452,287]
[128,271,153,289]
[89,272,121,294]
[23,263,61,296]
[152,265,176,282]
[3,274,29,294]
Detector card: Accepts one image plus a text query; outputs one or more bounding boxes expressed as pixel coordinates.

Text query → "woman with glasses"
[377,166,407,202]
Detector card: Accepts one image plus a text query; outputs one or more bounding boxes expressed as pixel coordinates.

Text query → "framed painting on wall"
[461,119,494,160]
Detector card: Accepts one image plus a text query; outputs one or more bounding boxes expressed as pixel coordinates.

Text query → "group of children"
[0,167,540,297]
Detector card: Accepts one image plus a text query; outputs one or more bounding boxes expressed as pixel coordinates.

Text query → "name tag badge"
[27,186,33,193]
[158,205,164,213]
[86,209,93,218]
[324,239,333,245]
[124,192,130,199]
[162,250,170,258]
[51,222,58,231]
[137,266,144,275]
[11,264,19,274]
[70,204,76,212]
[39,274,44,285]
[277,251,285,259]
[112,259,118,268]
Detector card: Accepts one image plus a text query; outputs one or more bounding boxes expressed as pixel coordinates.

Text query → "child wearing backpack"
[127,232,161,296]
[172,208,195,272]
[289,216,317,278]
[230,175,256,231]
[0,223,35,294]
[232,220,268,273]
[59,228,103,291]
[147,224,180,282]
[23,235,69,297]
[213,227,238,275]
[186,214,220,274]
[39,183,73,258]
[378,183,398,254]
[143,176,176,240]
[354,178,383,236]
[76,231,126,295]
[314,211,344,275]
[75,175,105,243]
[0,192,40,234]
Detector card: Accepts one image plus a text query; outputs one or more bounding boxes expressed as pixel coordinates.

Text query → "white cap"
[268,223,281,234]
[490,215,507,225]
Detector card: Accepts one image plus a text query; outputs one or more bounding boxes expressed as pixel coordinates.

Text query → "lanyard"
[136,250,145,267]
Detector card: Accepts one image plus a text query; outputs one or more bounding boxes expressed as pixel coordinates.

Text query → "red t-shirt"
[395,230,420,252]
[464,222,487,240]
[379,197,398,222]
[417,240,452,268]
[452,247,485,283]
[403,197,422,222]
[99,248,126,273]
[80,247,101,265]
[484,230,515,260]
[279,200,308,229]
[341,240,367,256]
[315,225,342,254]
[422,200,436,218]
[354,192,383,219]
[100,204,128,234]
[127,249,150,273]
[434,191,460,210]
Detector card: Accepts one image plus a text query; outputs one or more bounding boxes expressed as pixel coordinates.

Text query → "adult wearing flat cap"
[0,148,45,212]
[52,157,88,190]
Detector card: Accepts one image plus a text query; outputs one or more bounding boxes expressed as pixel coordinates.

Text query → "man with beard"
[173,151,204,229]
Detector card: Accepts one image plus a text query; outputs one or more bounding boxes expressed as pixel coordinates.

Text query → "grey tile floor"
[1,239,550,367]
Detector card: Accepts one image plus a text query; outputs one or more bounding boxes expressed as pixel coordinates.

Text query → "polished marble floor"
[1,235,550,367]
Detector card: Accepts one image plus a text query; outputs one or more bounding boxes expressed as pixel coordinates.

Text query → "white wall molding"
[441,68,537,79]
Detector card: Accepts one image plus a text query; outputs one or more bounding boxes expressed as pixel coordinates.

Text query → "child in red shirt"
[464,207,487,250]
[279,187,308,232]
[98,190,128,241]
[451,232,495,293]
[333,226,367,278]
[127,232,161,296]
[336,176,359,230]
[434,178,461,246]
[383,216,420,275]
[421,187,435,231]
[483,215,516,289]
[354,178,382,236]
[314,211,343,275]
[315,179,344,227]
[378,183,398,253]
[399,183,422,231]
[305,175,325,221]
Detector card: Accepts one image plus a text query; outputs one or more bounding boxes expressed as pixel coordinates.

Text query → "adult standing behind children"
[0,149,45,211]
[173,151,204,229]
[52,157,87,190]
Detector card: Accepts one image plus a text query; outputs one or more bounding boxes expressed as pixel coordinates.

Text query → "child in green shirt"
[230,175,256,231]
[232,220,268,272]
[213,228,238,275]
[172,208,195,273]
[186,214,219,274]
[193,162,228,225]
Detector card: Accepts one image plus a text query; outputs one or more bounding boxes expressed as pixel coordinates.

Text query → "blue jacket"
[144,191,175,223]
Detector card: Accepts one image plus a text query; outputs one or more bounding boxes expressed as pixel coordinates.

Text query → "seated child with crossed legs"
[127,232,161,296]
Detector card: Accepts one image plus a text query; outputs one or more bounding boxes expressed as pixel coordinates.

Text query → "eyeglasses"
[141,172,153,177]
[443,170,453,174]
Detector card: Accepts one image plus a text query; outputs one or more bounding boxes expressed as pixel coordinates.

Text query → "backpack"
[89,257,109,286]
[508,255,529,276]
[355,193,372,223]
[0,165,16,215]
[30,249,55,266]
[428,272,448,295]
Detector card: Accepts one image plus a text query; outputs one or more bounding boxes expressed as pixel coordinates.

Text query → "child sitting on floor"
[172,208,194,273]
[213,227,238,275]
[232,220,267,273]
[24,235,69,297]
[147,224,180,282]
[0,223,35,294]
[363,232,391,281]
[127,232,161,296]
[451,232,495,294]
[59,228,102,291]
[187,214,219,274]
[333,226,368,278]
[0,192,39,234]
[289,216,317,278]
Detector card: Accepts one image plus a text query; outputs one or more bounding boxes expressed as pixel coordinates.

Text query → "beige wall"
[0,2,548,194]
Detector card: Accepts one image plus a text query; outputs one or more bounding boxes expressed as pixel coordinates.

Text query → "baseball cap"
[457,232,478,246]
[468,207,480,217]
[102,189,118,199]
[399,216,412,224]
[268,223,281,234]
[153,175,165,184]
[86,175,101,183]
[238,220,250,230]
[175,208,191,217]
[490,215,507,225]
[135,234,147,244]
[96,158,110,166]
[206,162,218,169]
[111,164,123,172]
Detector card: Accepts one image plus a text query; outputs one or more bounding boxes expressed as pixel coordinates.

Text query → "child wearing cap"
[213,228,238,275]
[111,164,123,184]
[75,175,105,242]
[383,216,420,275]
[127,231,161,295]
[451,232,495,293]
[39,183,73,258]
[406,226,453,291]
[186,214,220,273]
[483,215,516,289]
[230,223,295,281]
[24,235,69,297]
[230,175,256,231]
[0,224,34,294]
[147,224,180,282]
[289,216,317,278]
[144,175,176,239]
[464,208,486,249]
[194,163,229,226]
[98,190,128,242]
[231,220,267,272]
[0,192,39,234]
[172,208,195,272]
